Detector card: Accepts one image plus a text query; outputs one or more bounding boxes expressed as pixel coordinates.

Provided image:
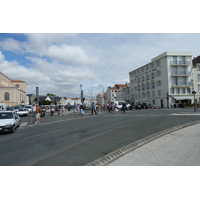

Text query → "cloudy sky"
[1,1,199,99]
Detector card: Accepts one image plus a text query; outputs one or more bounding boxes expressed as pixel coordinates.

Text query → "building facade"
[129,51,199,108]
[0,72,27,106]
[105,84,129,103]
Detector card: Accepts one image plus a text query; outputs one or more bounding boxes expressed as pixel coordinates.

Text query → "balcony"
[171,81,190,86]
[171,61,190,65]
[171,71,191,76]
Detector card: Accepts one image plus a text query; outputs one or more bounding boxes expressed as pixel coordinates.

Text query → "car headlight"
[5,123,12,128]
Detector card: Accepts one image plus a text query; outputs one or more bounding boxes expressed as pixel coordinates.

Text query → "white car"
[17,109,29,117]
[0,111,21,133]
[114,101,130,109]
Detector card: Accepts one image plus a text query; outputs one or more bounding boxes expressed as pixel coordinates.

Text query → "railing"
[171,81,190,86]
[171,61,190,65]
[171,71,191,76]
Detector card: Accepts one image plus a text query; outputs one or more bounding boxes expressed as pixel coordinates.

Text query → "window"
[187,88,191,94]
[156,80,162,86]
[197,74,200,81]
[176,88,180,94]
[158,90,161,96]
[151,72,154,79]
[171,88,174,94]
[198,85,200,92]
[182,88,186,94]
[4,92,9,101]
[156,70,161,76]
[152,91,155,96]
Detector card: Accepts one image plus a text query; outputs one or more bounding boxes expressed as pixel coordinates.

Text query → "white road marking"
[20,122,27,126]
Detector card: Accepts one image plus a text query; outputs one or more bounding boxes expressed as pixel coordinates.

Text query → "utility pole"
[80,84,83,104]
[36,87,39,105]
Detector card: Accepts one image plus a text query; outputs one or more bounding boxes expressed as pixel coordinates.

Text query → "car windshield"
[0,112,14,119]
[18,109,25,111]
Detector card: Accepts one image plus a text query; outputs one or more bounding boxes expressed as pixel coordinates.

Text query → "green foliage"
[47,93,56,96]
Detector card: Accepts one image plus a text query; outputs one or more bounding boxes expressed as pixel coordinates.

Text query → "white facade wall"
[129,51,196,108]
[116,90,124,101]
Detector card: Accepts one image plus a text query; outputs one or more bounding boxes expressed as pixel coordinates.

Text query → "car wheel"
[10,125,15,133]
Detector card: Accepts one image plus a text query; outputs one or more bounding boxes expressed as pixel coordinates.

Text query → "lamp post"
[80,84,83,104]
[192,90,196,112]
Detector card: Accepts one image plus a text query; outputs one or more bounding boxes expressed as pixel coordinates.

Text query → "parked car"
[0,111,21,133]
[17,109,29,117]
[24,105,33,113]
[114,101,130,110]
[13,106,21,112]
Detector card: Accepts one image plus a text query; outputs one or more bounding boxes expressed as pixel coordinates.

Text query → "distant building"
[96,92,106,105]
[129,51,199,108]
[0,72,27,106]
[105,84,129,103]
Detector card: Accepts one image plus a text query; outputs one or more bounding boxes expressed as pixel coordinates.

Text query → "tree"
[47,93,56,96]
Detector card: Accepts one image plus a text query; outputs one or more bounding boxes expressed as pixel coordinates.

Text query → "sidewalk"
[106,123,200,166]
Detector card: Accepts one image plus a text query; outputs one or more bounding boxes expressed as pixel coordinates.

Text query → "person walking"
[79,104,85,116]
[35,105,41,124]
[50,106,55,116]
[73,102,77,114]
[107,102,111,113]
[114,103,119,114]
[122,103,127,114]
[91,102,97,115]
[61,105,65,116]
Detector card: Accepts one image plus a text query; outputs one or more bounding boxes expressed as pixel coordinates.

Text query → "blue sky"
[1,1,200,99]
[1,33,200,98]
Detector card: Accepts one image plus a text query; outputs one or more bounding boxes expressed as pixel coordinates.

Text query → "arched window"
[4,92,9,101]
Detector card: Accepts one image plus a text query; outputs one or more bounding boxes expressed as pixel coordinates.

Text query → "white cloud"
[0,38,25,53]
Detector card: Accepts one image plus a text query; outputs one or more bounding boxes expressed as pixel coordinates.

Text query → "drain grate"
[86,120,200,166]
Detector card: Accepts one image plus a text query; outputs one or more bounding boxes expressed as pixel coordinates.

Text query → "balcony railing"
[171,81,190,86]
[171,71,191,76]
[171,61,190,65]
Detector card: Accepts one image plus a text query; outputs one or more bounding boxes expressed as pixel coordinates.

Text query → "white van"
[114,101,130,109]
[0,103,7,111]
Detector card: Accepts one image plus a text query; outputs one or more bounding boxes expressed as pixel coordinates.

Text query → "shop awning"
[172,96,194,100]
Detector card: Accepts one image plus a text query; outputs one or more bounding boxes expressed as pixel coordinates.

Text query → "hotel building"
[129,51,200,108]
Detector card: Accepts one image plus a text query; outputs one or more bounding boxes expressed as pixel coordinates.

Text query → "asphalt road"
[0,108,200,166]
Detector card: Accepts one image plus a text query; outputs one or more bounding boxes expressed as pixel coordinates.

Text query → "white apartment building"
[129,51,200,108]
[105,84,128,103]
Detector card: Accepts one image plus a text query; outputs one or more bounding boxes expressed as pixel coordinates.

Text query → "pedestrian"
[50,106,54,116]
[67,103,71,111]
[31,104,36,123]
[107,102,111,113]
[73,102,77,114]
[91,102,97,115]
[122,103,127,114]
[79,104,85,116]
[61,105,65,116]
[114,103,119,114]
[35,105,41,124]
[96,104,101,114]
[77,104,80,114]
[111,102,115,114]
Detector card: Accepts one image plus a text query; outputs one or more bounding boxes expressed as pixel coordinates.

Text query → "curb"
[86,119,200,166]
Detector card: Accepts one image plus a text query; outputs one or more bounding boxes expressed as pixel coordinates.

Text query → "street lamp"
[80,84,83,104]
[192,90,196,112]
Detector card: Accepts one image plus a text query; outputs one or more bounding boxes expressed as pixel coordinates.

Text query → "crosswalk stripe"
[20,122,27,127]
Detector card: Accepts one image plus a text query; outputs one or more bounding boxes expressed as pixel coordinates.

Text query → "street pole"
[80,84,83,104]
[36,87,39,105]
[192,90,196,112]
[167,92,169,109]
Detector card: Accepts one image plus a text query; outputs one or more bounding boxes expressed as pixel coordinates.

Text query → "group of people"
[73,103,85,116]
[106,102,127,114]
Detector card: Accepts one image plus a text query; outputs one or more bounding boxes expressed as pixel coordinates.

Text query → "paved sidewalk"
[106,123,200,166]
